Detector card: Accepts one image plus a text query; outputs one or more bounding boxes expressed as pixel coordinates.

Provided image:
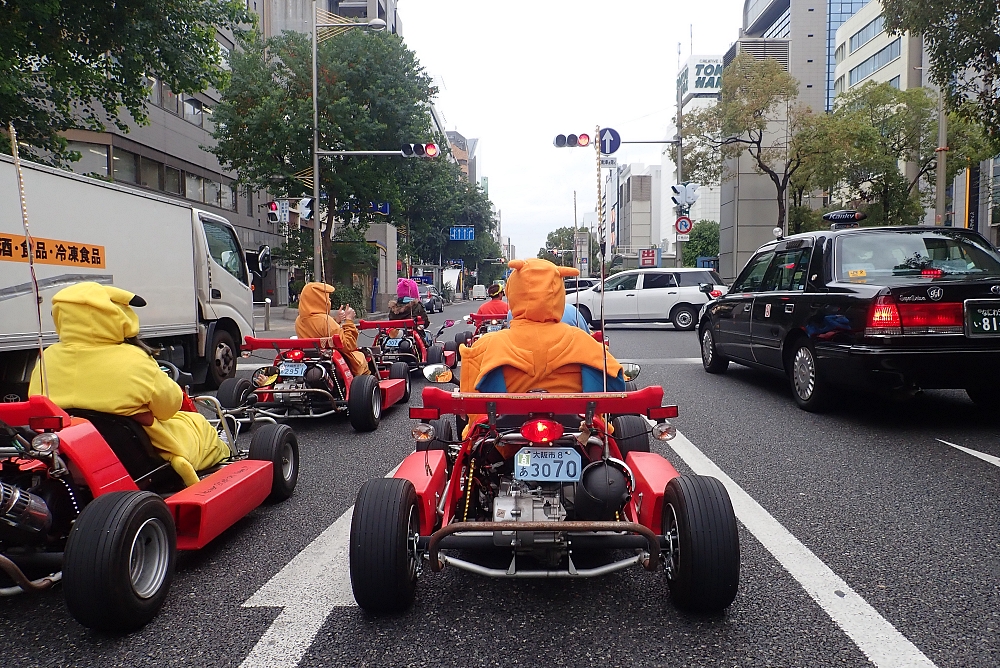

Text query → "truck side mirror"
[258,245,271,274]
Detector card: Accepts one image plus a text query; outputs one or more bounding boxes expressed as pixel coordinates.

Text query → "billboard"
[677,55,724,102]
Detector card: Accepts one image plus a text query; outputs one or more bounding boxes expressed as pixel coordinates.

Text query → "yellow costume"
[28,282,229,487]
[294,282,369,376]
[459,259,624,394]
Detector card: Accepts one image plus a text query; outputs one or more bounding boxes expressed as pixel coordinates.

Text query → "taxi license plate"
[279,362,307,377]
[384,338,402,348]
[486,324,503,332]
[514,447,581,483]
[966,300,1000,337]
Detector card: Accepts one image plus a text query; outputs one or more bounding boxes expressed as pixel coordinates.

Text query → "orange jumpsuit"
[294,282,369,376]
[476,298,510,317]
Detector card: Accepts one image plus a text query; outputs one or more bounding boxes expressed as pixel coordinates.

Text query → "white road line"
[668,432,936,668]
[936,438,1000,468]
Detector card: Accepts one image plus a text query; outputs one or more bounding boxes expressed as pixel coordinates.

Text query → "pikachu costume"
[294,282,369,376]
[28,282,229,486]
[459,259,625,394]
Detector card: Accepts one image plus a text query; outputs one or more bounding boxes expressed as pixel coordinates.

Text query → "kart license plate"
[514,448,581,483]
[486,324,503,332]
[383,337,402,348]
[279,362,307,377]
[966,300,1000,337]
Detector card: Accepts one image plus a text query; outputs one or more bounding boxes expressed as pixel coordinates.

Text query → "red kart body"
[358,319,457,369]
[455,312,509,348]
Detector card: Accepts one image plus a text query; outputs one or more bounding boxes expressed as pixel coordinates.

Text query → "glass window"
[218,43,231,71]
[888,76,900,89]
[145,77,161,106]
[849,15,885,54]
[139,156,162,190]
[603,273,638,291]
[183,97,203,126]
[760,249,811,292]
[836,231,1000,283]
[730,251,776,293]
[849,38,901,87]
[204,179,220,208]
[202,218,247,284]
[185,173,204,202]
[164,166,182,195]
[112,148,139,183]
[244,186,253,217]
[66,141,109,177]
[676,270,724,287]
[641,273,677,289]
[162,84,179,115]
[219,182,236,212]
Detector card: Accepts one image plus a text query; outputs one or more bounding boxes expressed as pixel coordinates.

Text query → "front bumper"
[817,342,1000,389]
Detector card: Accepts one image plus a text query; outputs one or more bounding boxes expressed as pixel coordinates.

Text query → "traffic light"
[685,183,700,206]
[401,143,440,158]
[299,197,314,221]
[553,133,591,148]
[670,183,701,208]
[265,200,279,223]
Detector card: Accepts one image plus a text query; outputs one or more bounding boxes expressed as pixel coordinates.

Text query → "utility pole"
[675,41,685,268]
[935,90,949,225]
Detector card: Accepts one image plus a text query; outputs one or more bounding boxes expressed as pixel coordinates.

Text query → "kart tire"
[426,344,445,366]
[700,327,729,374]
[662,475,740,613]
[350,478,419,613]
[787,338,830,412]
[610,415,650,456]
[63,491,176,632]
[454,331,473,346]
[416,417,454,452]
[207,328,238,389]
[625,380,638,393]
[443,340,459,355]
[671,304,697,331]
[249,423,299,502]
[349,374,382,432]
[217,377,253,409]
[389,362,411,403]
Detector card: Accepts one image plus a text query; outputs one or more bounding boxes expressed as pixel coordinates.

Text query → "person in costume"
[459,258,624,394]
[28,282,230,487]
[476,284,510,317]
[295,282,370,376]
[387,278,431,345]
[562,302,590,332]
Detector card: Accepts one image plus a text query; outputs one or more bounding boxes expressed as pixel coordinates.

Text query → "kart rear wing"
[467,313,507,323]
[243,335,343,351]
[0,395,72,432]
[410,386,677,421]
[358,319,416,330]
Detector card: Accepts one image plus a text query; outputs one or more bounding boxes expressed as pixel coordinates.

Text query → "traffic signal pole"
[674,72,684,268]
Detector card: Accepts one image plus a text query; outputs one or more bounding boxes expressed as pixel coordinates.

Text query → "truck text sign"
[0,234,106,269]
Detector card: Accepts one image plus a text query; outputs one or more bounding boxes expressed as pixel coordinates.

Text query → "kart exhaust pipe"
[0,482,51,535]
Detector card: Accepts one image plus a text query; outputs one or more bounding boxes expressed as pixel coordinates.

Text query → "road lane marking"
[616,357,702,365]
[667,431,936,668]
[936,439,1000,468]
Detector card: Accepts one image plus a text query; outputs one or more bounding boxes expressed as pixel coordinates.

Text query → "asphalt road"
[1,300,998,667]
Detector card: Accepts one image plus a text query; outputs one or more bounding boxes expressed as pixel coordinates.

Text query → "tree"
[1,0,249,163]
[882,1,1000,141]
[537,226,599,270]
[682,221,719,267]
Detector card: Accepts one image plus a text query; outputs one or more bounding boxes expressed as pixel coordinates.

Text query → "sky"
[400,0,744,259]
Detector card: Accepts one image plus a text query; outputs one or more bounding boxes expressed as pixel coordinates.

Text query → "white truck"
[0,154,265,399]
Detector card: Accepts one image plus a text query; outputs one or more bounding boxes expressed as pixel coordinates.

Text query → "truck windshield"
[836,230,1000,283]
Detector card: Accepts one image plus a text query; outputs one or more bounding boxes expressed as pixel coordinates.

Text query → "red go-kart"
[225,336,407,432]
[0,362,299,632]
[454,312,509,349]
[359,318,458,372]
[349,371,740,614]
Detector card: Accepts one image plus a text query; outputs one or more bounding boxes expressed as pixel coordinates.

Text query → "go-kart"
[226,335,407,431]
[454,312,509,348]
[349,365,740,614]
[359,318,458,372]
[0,361,299,632]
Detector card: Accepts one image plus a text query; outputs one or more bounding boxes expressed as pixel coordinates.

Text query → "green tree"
[882,0,1000,140]
[1,0,249,163]
[537,226,599,269]
[682,221,719,267]
[271,224,313,270]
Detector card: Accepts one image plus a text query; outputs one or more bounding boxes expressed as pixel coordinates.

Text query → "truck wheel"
[671,305,697,331]
[349,374,382,432]
[610,415,650,456]
[701,327,729,374]
[416,417,454,452]
[350,478,419,613]
[249,424,299,502]
[207,329,237,389]
[787,339,830,412]
[389,362,411,403]
[426,344,444,365]
[217,377,252,409]
[63,491,176,632]
[662,475,740,613]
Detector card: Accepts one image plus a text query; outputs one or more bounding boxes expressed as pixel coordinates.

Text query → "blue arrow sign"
[450,226,475,241]
[600,128,621,155]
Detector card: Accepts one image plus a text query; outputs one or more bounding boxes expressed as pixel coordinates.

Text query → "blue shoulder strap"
[581,366,626,392]
[475,367,508,392]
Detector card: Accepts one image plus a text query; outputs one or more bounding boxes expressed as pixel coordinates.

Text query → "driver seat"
[67,409,185,491]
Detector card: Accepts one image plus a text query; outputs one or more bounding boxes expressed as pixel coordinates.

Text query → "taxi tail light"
[898,301,963,333]
[286,349,305,362]
[520,419,563,444]
[865,295,902,336]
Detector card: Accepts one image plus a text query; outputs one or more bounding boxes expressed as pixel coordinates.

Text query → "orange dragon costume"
[294,282,369,377]
[459,259,624,393]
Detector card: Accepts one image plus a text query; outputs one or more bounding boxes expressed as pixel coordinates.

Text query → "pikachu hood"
[460,258,624,394]
[29,282,229,486]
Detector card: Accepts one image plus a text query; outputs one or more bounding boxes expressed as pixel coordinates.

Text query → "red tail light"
[898,302,963,333]
[520,419,563,444]
[287,349,305,362]
[866,295,902,336]
[921,268,944,278]
[710,289,722,298]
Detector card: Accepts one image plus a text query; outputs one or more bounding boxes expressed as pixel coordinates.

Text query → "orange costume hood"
[459,259,623,394]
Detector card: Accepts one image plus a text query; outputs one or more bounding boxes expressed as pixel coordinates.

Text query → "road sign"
[600,128,621,155]
[639,249,657,267]
[450,226,475,241]
[600,156,617,168]
[675,216,693,235]
[676,233,690,242]
[278,200,290,224]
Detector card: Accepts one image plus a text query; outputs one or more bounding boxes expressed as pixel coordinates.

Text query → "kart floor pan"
[379,378,407,408]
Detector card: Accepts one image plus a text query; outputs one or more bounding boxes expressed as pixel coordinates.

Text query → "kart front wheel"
[249,423,300,502]
[217,377,252,409]
[63,491,176,631]
[389,361,411,403]
[610,415,650,456]
[350,478,419,612]
[662,475,739,613]
[426,344,445,366]
[349,374,382,432]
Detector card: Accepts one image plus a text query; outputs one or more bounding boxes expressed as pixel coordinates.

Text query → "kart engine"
[491,479,569,523]
[0,481,51,537]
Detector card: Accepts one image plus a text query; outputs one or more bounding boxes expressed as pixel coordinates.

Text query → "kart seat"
[67,409,184,491]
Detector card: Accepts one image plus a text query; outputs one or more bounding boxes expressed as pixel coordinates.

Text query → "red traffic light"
[553,133,592,148]
[401,143,440,158]
[578,133,590,147]
[424,143,439,158]
[266,201,278,211]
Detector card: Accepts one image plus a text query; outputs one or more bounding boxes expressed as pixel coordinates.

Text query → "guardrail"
[253,298,271,331]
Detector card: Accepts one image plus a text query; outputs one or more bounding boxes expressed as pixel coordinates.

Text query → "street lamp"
[312,6,386,281]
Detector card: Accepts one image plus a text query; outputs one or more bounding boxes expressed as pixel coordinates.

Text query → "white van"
[471,284,487,300]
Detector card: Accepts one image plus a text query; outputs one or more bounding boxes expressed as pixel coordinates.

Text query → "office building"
[445,131,479,184]
[833,1,922,96]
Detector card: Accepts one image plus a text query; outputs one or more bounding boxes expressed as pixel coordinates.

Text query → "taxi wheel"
[700,328,729,374]
[787,339,830,412]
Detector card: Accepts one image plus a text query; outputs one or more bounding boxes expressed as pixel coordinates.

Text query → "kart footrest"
[166,460,272,550]
[443,350,457,367]
[379,379,407,407]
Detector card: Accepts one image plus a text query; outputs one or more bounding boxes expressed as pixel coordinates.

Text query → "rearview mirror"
[444,319,455,328]
[463,315,473,324]
[423,364,453,383]
[258,245,271,274]
[698,282,713,295]
[621,363,641,382]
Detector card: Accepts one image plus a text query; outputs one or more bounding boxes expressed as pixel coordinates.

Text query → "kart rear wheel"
[217,377,252,409]
[426,344,445,365]
[610,415,650,456]
[662,475,740,613]
[63,491,176,632]
[249,423,299,502]
[416,417,454,452]
[389,362,411,403]
[454,331,472,346]
[349,374,382,432]
[350,478,419,613]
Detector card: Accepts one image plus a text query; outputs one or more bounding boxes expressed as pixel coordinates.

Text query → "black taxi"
[697,225,1000,411]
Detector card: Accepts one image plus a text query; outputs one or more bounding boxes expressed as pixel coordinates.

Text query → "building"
[833,2,923,96]
[445,130,479,184]
[257,0,402,38]
[614,164,662,267]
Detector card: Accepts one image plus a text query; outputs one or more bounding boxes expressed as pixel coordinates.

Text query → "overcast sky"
[401,0,744,259]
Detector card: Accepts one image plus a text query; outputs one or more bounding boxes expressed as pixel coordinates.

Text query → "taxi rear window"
[835,230,1000,283]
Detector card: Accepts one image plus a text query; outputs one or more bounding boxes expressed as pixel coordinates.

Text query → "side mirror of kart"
[463,315,473,324]
[423,364,454,384]
[621,362,641,382]
[444,319,455,328]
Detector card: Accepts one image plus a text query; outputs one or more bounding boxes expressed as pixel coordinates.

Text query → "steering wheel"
[158,360,181,383]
